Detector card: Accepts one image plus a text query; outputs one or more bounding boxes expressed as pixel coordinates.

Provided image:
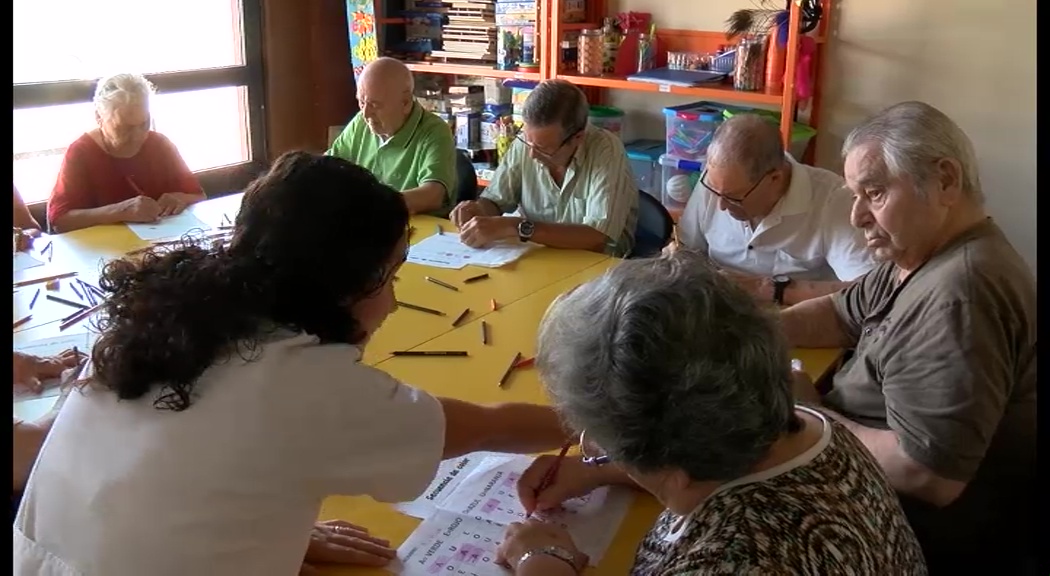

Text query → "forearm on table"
[402,183,448,214]
[813,404,966,507]
[475,197,505,216]
[52,204,126,232]
[440,398,570,459]
[530,222,608,253]
[779,295,854,349]
[783,280,853,306]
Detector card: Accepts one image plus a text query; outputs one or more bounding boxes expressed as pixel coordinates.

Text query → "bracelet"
[517,545,580,574]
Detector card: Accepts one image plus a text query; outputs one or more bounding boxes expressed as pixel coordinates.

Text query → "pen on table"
[13,315,32,330]
[69,281,84,301]
[528,441,574,518]
[425,276,459,292]
[464,273,489,284]
[39,241,53,257]
[451,308,470,327]
[28,288,41,310]
[46,294,89,310]
[391,350,469,357]
[396,301,446,316]
[498,352,522,388]
[489,298,499,312]
[480,321,489,345]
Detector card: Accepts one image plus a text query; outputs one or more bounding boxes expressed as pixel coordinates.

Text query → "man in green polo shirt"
[327,57,457,216]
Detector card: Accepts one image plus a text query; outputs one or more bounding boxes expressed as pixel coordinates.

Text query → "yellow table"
[318,259,844,575]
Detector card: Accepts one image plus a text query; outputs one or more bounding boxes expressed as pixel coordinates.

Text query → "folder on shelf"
[626,68,727,87]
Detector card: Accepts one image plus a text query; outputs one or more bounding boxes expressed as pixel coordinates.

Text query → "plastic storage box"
[588,105,626,140]
[659,154,704,219]
[624,140,665,199]
[721,107,818,160]
[663,102,725,161]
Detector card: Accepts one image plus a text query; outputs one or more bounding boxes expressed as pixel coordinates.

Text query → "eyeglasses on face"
[699,168,775,206]
[579,429,611,466]
[514,126,583,160]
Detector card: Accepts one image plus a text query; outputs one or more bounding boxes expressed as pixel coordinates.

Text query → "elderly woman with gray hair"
[495,251,927,575]
[47,73,204,232]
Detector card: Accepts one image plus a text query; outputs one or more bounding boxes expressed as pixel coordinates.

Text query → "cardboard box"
[455,111,481,148]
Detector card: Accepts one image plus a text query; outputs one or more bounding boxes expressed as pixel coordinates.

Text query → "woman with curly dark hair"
[14,152,568,576]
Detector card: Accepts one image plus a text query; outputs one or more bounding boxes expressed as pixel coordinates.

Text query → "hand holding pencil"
[515,450,608,517]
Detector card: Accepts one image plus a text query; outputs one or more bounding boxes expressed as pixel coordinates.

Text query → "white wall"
[606,0,1037,272]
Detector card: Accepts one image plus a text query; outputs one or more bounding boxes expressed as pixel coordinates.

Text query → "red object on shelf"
[615,32,640,76]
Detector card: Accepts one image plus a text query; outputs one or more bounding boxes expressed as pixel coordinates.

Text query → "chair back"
[631,191,674,258]
[455,150,479,203]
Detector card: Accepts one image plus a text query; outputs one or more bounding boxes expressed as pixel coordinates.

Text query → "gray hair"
[706,114,786,182]
[522,79,589,138]
[94,73,155,119]
[537,251,799,481]
[842,101,983,203]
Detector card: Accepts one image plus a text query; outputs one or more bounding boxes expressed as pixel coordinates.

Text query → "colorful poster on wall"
[346,0,378,81]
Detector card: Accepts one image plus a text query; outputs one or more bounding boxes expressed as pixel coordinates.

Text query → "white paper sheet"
[13,251,44,272]
[407,233,534,270]
[396,452,510,519]
[393,454,634,570]
[13,333,97,400]
[392,510,508,576]
[126,212,209,241]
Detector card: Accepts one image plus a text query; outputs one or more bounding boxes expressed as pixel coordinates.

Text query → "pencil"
[126,176,146,196]
[391,350,469,357]
[534,442,573,498]
[396,301,446,316]
[69,282,84,301]
[13,315,32,329]
[452,308,470,327]
[481,321,489,345]
[425,276,459,292]
[46,294,89,310]
[464,273,490,283]
[59,304,101,331]
[28,288,41,310]
[39,241,53,257]
[498,352,522,388]
[78,280,97,306]
[13,271,77,288]
[514,356,535,369]
[489,298,498,312]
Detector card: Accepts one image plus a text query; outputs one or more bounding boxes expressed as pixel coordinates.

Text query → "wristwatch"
[517,219,535,242]
[518,545,581,573]
[772,274,791,306]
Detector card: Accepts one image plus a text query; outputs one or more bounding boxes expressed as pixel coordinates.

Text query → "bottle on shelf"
[601,17,622,74]
[577,28,604,76]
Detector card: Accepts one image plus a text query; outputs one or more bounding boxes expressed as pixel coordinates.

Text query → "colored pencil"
[498,352,522,388]
[59,304,101,331]
[391,350,469,357]
[480,321,489,345]
[425,276,459,292]
[514,356,535,369]
[463,273,490,283]
[28,288,41,310]
[69,282,84,301]
[13,271,77,288]
[46,294,88,310]
[489,298,498,312]
[452,308,471,327]
[396,301,445,316]
[13,315,32,329]
[534,442,573,498]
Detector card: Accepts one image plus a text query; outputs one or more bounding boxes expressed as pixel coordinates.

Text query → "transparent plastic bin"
[663,102,725,161]
[721,107,818,160]
[659,154,704,220]
[625,139,665,199]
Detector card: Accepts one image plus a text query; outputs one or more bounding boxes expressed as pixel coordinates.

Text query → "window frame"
[12,0,268,214]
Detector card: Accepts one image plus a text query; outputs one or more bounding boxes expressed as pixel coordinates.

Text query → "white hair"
[843,101,983,203]
[93,73,155,119]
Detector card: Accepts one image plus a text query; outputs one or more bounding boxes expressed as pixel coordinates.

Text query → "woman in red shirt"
[47,73,206,232]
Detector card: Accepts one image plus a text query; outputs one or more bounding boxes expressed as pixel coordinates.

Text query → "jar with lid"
[600,16,622,74]
[577,28,604,76]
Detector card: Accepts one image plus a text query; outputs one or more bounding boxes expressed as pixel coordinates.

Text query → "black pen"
[391,350,469,357]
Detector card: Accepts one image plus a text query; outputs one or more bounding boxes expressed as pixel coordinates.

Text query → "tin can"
[577,29,603,76]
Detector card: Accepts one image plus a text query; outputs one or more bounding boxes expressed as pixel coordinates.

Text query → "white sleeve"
[677,181,710,254]
[822,187,877,281]
[311,362,446,503]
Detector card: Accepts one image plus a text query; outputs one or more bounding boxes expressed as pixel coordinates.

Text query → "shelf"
[555,73,783,106]
[405,61,542,81]
[378,17,405,24]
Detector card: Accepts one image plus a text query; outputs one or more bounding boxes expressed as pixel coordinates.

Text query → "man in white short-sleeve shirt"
[676,114,875,306]
[14,332,446,576]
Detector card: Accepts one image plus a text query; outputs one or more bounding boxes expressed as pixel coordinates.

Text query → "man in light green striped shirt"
[449,80,638,257]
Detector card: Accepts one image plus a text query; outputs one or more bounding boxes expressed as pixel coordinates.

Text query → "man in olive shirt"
[449,80,637,257]
[327,57,456,216]
[781,102,1036,573]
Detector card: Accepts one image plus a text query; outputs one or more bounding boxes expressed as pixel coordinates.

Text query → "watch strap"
[772,278,788,305]
[518,545,580,573]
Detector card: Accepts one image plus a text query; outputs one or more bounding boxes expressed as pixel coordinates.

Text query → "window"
[13,0,266,204]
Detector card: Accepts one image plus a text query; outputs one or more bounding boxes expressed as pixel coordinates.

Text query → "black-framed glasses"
[579,429,611,466]
[699,169,775,206]
[515,125,583,160]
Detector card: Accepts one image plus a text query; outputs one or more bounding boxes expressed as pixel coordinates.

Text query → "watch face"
[518,220,535,238]
[773,274,791,284]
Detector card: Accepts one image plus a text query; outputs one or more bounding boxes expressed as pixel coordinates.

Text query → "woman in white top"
[14,151,569,576]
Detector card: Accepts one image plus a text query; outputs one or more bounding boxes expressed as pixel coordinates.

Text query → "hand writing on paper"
[450,200,484,229]
[459,216,517,248]
[299,520,396,575]
[118,195,162,223]
[13,227,40,252]
[157,193,192,217]
[13,349,81,394]
[516,455,606,516]
[496,519,587,573]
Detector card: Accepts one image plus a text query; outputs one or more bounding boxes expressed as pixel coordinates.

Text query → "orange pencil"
[498,352,522,388]
[489,298,498,311]
[514,356,535,369]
